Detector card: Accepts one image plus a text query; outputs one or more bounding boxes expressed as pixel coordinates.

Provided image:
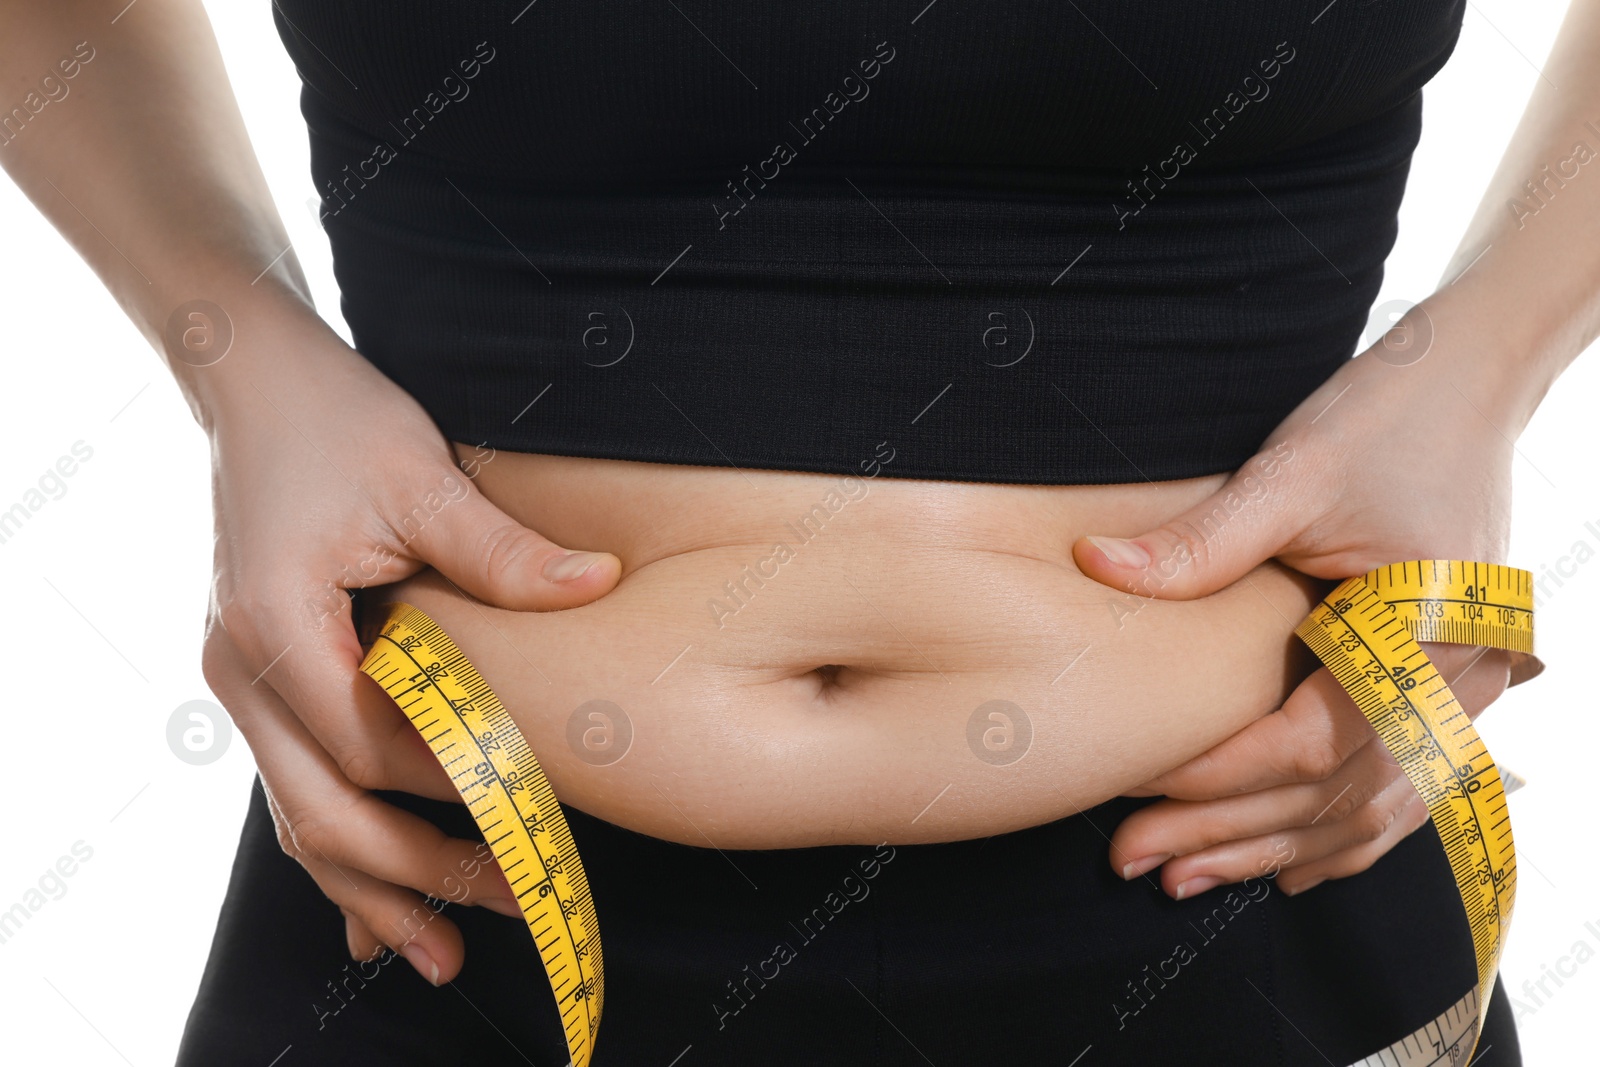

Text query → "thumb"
[407,484,622,611]
[1071,451,1296,601]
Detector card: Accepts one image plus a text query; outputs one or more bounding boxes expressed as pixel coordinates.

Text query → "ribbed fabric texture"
[273,1,1466,484]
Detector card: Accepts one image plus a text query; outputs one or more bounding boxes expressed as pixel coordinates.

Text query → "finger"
[1276,789,1432,896]
[1131,642,1512,802]
[226,644,523,913]
[1153,774,1426,900]
[1139,668,1376,800]
[277,805,464,986]
[209,589,458,798]
[1263,645,1505,899]
[215,639,511,982]
[1070,445,1299,600]
[1112,737,1401,876]
[406,480,621,612]
[343,909,384,962]
[285,790,520,911]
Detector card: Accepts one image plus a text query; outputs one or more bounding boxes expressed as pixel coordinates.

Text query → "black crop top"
[272,1,1466,484]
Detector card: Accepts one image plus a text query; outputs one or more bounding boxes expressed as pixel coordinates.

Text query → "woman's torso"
[252,7,1510,1057]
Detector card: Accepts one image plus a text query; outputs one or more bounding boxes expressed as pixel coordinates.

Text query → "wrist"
[140,260,347,437]
[1413,278,1563,439]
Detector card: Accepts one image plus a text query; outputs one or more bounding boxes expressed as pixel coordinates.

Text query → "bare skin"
[364,450,1328,851]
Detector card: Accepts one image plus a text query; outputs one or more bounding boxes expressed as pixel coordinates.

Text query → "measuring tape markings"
[1295,561,1540,1066]
[1349,985,1480,1067]
[357,560,1543,1067]
[360,604,603,1067]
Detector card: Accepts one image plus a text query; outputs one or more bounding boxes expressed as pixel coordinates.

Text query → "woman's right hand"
[0,0,621,990]
[197,310,621,985]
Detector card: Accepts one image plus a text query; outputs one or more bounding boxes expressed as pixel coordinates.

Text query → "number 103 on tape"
[1297,561,1541,1067]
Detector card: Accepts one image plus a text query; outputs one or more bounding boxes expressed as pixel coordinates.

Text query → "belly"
[365,446,1326,849]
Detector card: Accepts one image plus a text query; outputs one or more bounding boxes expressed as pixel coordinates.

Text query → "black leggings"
[176,777,1519,1066]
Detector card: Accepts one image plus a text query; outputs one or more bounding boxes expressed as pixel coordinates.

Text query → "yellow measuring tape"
[359,605,603,1067]
[1298,560,1540,1066]
[356,559,1542,1066]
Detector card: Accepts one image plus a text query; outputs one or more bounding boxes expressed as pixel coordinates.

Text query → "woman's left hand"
[1071,288,1533,898]
[1107,642,1510,898]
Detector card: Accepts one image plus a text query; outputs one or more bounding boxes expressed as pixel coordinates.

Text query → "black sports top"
[273,1,1465,484]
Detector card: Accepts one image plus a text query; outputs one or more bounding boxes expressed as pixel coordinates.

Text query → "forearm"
[1429,0,1600,428]
[0,0,327,428]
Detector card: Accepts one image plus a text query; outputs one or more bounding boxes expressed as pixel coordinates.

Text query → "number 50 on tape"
[1298,561,1542,1067]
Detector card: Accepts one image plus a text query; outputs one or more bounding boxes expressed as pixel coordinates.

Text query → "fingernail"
[1174,876,1222,900]
[479,897,522,918]
[1087,536,1150,569]
[400,942,441,986]
[1284,877,1324,897]
[543,550,605,583]
[1121,853,1172,880]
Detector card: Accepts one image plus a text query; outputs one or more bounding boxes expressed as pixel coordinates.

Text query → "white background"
[0,1,1594,1063]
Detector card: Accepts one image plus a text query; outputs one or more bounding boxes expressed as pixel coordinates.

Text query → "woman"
[3,0,1592,1063]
